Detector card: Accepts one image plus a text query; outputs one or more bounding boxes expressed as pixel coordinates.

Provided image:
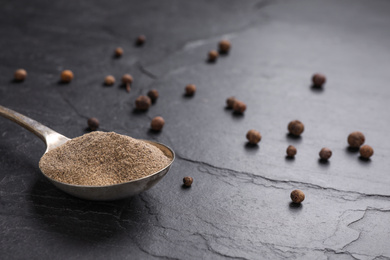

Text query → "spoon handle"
[0,105,67,144]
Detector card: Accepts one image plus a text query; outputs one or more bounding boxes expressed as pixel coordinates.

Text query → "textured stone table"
[1,0,390,259]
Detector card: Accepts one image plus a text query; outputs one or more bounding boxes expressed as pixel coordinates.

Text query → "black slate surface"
[1,0,390,259]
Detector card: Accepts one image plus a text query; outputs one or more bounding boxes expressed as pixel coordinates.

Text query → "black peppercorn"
[14,69,27,81]
[246,130,261,144]
[319,147,332,160]
[208,50,218,62]
[286,145,297,158]
[290,190,305,203]
[360,145,374,159]
[61,70,74,83]
[183,176,193,187]
[185,84,196,96]
[136,35,146,46]
[288,120,304,136]
[226,96,236,109]
[122,74,133,92]
[147,89,159,102]
[151,116,165,131]
[348,131,365,148]
[114,47,123,57]
[87,117,99,131]
[135,95,151,111]
[233,101,246,114]
[312,73,326,87]
[104,75,115,86]
[219,40,231,54]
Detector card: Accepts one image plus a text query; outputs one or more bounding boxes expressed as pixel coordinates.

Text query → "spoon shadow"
[29,178,150,243]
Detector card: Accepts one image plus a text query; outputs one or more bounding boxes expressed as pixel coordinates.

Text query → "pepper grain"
[348,131,365,148]
[135,95,151,111]
[147,89,159,102]
[183,176,193,187]
[104,75,115,86]
[14,69,27,81]
[319,147,332,160]
[286,145,297,158]
[288,120,304,136]
[61,70,74,83]
[246,130,262,145]
[312,73,326,87]
[151,116,165,131]
[233,100,246,114]
[290,190,305,203]
[360,145,374,159]
[185,84,196,96]
[87,118,99,131]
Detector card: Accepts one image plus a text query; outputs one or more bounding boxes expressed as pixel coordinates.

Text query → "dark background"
[1,0,390,259]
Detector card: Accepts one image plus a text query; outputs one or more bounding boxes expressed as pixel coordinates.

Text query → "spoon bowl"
[0,105,175,201]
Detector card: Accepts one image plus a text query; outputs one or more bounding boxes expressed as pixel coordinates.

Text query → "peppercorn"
[286,145,297,158]
[104,75,115,86]
[226,96,236,109]
[360,145,374,159]
[246,130,261,145]
[219,40,231,54]
[348,131,365,148]
[312,73,326,87]
[151,116,165,131]
[122,74,133,92]
[114,47,123,57]
[136,35,146,46]
[319,147,332,160]
[288,120,304,136]
[135,95,151,111]
[290,190,305,203]
[14,69,27,81]
[208,50,218,62]
[147,89,159,102]
[87,117,99,131]
[183,176,193,187]
[61,70,74,83]
[185,84,196,96]
[233,100,246,114]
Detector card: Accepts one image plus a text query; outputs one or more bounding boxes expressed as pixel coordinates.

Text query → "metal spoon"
[0,105,175,201]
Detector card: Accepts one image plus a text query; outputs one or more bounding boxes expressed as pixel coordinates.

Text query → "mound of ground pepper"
[39,132,171,186]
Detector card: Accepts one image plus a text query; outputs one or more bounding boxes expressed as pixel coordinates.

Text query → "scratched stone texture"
[1,0,390,259]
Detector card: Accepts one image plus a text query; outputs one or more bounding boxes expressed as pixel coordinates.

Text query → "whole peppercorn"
[290,190,305,203]
[246,129,262,145]
[147,89,159,102]
[312,73,326,87]
[288,120,304,136]
[104,75,115,86]
[226,96,237,109]
[61,70,74,83]
[348,131,365,148]
[219,40,231,54]
[136,35,146,46]
[319,147,332,160]
[135,95,151,111]
[286,145,297,158]
[208,50,219,62]
[185,84,196,96]
[122,74,133,92]
[87,117,99,131]
[183,176,193,187]
[233,100,247,114]
[114,47,123,57]
[14,69,27,81]
[360,145,374,159]
[151,116,165,131]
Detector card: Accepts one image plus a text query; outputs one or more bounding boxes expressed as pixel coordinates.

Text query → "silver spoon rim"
[39,139,175,189]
